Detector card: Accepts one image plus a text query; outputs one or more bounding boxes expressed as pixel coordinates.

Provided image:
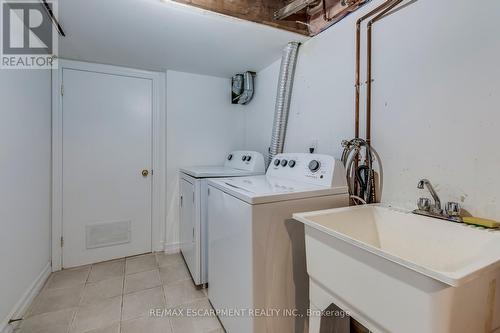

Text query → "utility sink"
[293,205,500,333]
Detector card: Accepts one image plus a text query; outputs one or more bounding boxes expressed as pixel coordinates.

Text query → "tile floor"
[14,253,224,333]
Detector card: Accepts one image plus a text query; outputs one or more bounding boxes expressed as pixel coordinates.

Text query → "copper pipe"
[366,20,373,144]
[353,0,396,190]
[322,0,334,21]
[354,0,396,139]
[322,0,363,23]
[365,0,403,145]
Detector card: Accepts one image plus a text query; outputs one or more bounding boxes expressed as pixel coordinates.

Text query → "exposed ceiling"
[170,0,309,35]
[168,0,370,36]
[58,0,308,77]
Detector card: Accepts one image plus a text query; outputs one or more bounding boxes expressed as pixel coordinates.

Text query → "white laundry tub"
[294,205,500,333]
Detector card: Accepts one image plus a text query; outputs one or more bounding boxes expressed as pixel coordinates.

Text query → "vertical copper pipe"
[365,0,403,145]
[354,0,396,139]
[366,21,373,145]
[354,0,395,193]
[355,21,361,138]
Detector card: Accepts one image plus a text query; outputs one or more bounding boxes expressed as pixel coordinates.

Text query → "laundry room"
[1,0,500,332]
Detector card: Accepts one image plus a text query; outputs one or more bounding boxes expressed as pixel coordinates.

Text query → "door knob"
[142,169,149,177]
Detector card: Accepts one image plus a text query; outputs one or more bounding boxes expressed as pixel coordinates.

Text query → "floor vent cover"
[86,220,131,249]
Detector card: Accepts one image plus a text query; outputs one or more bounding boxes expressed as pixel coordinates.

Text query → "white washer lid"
[180,166,264,178]
[208,175,348,204]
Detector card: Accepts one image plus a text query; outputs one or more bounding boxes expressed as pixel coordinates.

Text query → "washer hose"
[341,138,380,204]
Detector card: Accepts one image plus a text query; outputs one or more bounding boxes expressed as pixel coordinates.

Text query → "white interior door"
[62,68,153,268]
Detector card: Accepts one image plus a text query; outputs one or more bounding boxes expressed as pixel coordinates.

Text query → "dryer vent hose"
[267,41,301,166]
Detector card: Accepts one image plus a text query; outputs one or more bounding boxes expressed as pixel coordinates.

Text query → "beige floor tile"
[27,284,84,316]
[16,308,76,333]
[159,262,190,285]
[46,266,90,290]
[83,322,120,333]
[88,259,125,283]
[124,269,161,294]
[121,316,172,333]
[80,277,124,305]
[18,255,225,333]
[170,299,222,333]
[126,254,157,275]
[156,253,184,268]
[122,286,166,321]
[70,296,122,333]
[164,280,205,308]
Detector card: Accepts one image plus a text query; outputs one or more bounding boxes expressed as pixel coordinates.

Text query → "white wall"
[165,70,246,249]
[244,61,280,159]
[244,0,500,220]
[0,70,52,329]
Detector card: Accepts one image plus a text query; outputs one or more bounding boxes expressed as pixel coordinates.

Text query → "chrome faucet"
[417,179,442,214]
[413,179,462,223]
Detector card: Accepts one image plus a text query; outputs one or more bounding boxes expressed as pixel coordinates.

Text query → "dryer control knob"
[308,160,321,173]
[289,160,296,168]
[242,156,247,161]
[281,159,288,167]
[246,156,252,161]
[227,154,233,160]
[274,159,281,166]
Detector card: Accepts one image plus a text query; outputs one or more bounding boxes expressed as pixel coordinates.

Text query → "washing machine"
[179,150,265,286]
[207,153,349,333]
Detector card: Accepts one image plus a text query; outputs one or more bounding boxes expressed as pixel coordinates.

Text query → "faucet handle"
[445,202,461,217]
[417,197,431,211]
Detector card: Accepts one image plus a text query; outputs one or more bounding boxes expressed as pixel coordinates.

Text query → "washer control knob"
[242,156,247,161]
[246,155,252,162]
[274,159,281,166]
[227,154,233,161]
[308,160,321,173]
[288,160,296,168]
[281,159,288,167]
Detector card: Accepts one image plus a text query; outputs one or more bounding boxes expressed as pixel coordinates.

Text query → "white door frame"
[51,59,166,271]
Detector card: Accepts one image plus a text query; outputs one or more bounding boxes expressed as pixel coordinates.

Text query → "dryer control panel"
[224,150,265,173]
[267,153,347,188]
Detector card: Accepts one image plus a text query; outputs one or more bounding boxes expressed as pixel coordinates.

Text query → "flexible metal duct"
[238,72,255,105]
[267,41,301,166]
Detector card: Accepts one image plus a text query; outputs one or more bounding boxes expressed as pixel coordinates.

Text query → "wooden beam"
[171,0,310,35]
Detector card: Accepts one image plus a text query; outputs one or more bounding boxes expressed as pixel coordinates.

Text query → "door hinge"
[192,192,195,203]
[60,236,64,247]
[180,195,183,207]
[192,227,195,239]
[208,188,210,196]
[60,84,64,96]
[151,169,154,175]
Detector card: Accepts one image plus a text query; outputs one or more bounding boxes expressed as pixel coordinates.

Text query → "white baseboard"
[0,262,51,333]
[163,242,180,254]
